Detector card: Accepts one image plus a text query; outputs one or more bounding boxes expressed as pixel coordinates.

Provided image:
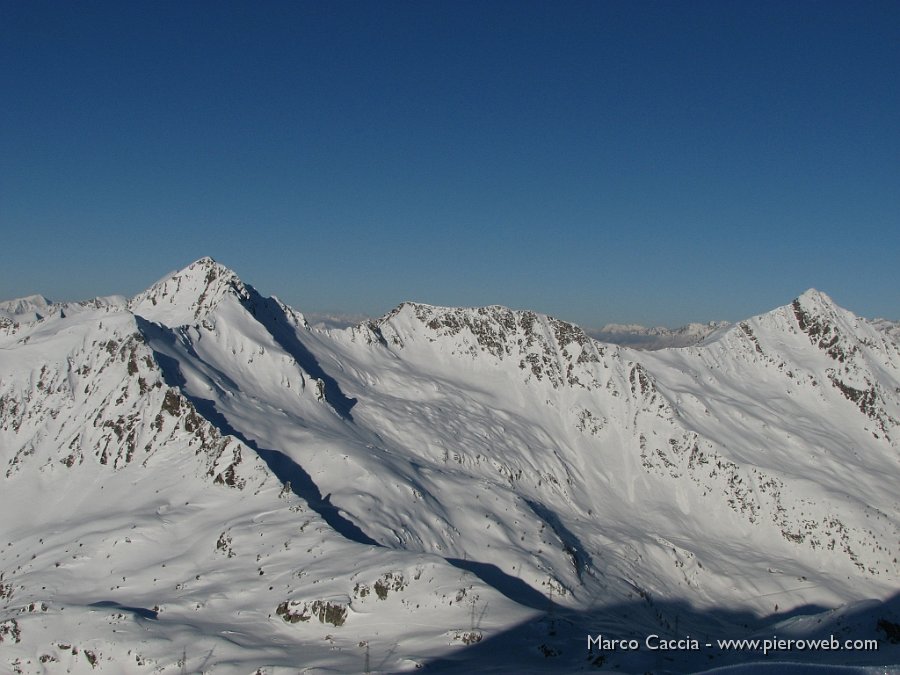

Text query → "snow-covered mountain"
[1,258,898,674]
[0,295,54,324]
[0,294,127,327]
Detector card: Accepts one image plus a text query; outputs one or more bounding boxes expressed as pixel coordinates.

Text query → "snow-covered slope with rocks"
[1,258,897,673]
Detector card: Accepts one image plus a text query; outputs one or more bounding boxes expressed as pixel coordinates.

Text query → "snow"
[1,258,898,673]
[589,320,731,350]
[0,295,53,323]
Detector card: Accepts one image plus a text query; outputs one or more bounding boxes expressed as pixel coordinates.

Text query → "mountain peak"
[0,294,53,321]
[176,256,238,282]
[795,287,837,310]
[4,293,52,307]
[790,288,844,329]
[129,257,251,326]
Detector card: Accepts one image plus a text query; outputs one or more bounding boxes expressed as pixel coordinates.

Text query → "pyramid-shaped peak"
[780,287,880,365]
[130,257,252,326]
[179,256,239,280]
[795,288,837,309]
[790,288,847,325]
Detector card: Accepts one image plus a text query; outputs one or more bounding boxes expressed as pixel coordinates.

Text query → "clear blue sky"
[2,0,898,326]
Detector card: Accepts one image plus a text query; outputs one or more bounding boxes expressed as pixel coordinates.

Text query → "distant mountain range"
[586,320,731,349]
[1,257,897,673]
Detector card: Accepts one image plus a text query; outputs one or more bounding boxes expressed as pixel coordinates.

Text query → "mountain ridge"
[1,257,897,673]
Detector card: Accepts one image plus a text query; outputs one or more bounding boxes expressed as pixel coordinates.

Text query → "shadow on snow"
[89,600,158,620]
[136,316,379,548]
[415,591,900,674]
[248,290,358,421]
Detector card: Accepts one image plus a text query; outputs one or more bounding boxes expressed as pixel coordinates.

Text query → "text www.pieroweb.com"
[588,634,879,655]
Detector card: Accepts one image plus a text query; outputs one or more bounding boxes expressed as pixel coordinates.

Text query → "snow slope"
[1,258,897,673]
